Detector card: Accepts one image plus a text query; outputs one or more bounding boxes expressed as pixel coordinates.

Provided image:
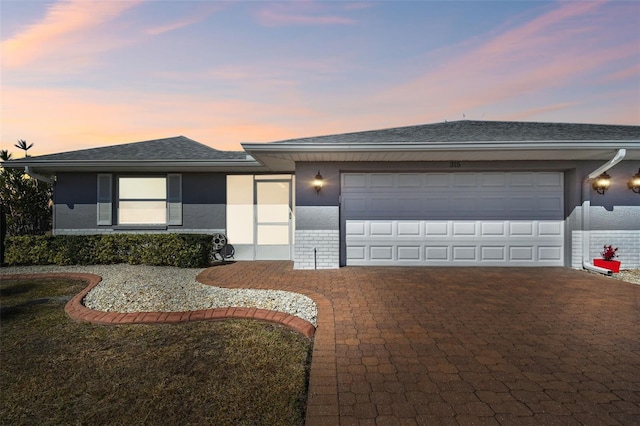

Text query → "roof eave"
[243,140,640,166]
[1,159,273,173]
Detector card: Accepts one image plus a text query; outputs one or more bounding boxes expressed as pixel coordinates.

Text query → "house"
[3,120,639,271]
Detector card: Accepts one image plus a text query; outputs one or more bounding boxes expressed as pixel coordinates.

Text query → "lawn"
[0,278,312,425]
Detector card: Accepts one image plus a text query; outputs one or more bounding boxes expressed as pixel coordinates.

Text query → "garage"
[342,172,564,266]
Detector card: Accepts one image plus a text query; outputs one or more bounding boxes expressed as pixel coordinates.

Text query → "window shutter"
[167,174,182,225]
[97,174,112,225]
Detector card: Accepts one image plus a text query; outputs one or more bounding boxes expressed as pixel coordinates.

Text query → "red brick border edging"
[0,273,316,338]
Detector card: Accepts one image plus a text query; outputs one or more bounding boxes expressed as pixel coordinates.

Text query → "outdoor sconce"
[592,172,611,195]
[629,169,640,194]
[313,171,324,193]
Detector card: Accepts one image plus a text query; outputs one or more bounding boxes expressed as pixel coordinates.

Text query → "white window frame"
[96,174,182,226]
[117,176,168,225]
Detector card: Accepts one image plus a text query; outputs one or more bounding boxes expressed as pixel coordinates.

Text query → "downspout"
[581,149,626,275]
[24,166,54,184]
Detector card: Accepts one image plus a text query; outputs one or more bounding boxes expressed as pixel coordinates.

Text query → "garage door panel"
[481,246,506,261]
[343,173,366,188]
[538,221,563,236]
[453,246,477,261]
[510,222,534,236]
[370,174,394,188]
[370,246,393,260]
[482,222,506,236]
[399,197,423,212]
[398,222,421,236]
[453,222,477,236]
[480,197,506,212]
[425,174,449,187]
[426,246,449,261]
[510,246,534,261]
[510,173,535,186]
[347,245,365,260]
[342,196,367,215]
[398,246,421,260]
[370,221,393,236]
[342,172,564,266]
[482,173,507,186]
[346,220,366,236]
[425,222,449,236]
[453,197,477,212]
[511,196,536,211]
[370,197,395,213]
[538,172,563,187]
[398,174,422,187]
[538,246,563,261]
[539,196,563,212]
[453,174,477,187]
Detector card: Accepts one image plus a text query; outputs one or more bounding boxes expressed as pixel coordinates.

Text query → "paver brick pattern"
[199,262,640,425]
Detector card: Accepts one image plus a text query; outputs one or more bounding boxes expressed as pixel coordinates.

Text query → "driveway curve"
[197,262,640,426]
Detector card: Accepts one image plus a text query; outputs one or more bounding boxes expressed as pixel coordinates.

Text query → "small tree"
[14,139,34,157]
[0,143,52,236]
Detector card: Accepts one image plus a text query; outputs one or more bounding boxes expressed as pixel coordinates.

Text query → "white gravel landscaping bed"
[615,269,640,285]
[0,264,318,326]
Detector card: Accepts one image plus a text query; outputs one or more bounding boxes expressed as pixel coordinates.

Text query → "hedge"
[4,234,213,268]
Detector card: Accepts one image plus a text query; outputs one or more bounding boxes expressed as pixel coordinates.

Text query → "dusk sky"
[1,0,639,156]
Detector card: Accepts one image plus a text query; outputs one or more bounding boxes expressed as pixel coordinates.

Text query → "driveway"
[197,262,640,426]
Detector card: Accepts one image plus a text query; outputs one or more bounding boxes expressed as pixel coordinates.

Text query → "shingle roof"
[268,120,640,144]
[13,136,248,162]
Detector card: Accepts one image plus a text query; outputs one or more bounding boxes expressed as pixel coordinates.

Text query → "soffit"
[243,144,640,170]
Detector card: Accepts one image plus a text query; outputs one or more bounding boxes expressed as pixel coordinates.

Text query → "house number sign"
[449,161,462,168]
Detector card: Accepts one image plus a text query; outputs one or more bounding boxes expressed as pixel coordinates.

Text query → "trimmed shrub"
[4,234,213,268]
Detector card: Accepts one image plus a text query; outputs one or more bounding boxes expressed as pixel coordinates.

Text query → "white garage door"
[342,172,564,266]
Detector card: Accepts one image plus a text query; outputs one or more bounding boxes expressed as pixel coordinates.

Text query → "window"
[118,177,167,224]
[97,174,182,226]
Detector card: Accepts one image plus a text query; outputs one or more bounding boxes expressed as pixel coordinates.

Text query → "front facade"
[5,121,639,270]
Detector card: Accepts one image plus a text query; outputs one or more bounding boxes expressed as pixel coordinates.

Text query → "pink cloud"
[255,2,357,27]
[503,102,580,122]
[1,0,142,69]
[144,3,227,35]
[145,17,204,36]
[373,0,638,123]
[478,0,607,60]
[601,64,640,84]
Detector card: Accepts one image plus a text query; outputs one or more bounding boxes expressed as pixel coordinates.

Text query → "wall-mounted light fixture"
[313,171,324,193]
[592,171,611,195]
[629,168,640,194]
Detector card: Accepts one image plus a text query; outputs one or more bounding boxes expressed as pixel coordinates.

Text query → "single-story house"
[4,120,639,271]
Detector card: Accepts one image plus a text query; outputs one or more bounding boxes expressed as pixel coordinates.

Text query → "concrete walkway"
[5,262,639,425]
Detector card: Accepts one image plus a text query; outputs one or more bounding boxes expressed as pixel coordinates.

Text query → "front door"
[255,179,292,260]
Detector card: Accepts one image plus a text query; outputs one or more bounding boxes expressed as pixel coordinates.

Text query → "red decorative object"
[600,244,618,261]
[593,259,621,273]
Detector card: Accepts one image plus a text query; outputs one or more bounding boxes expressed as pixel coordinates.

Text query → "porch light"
[629,168,640,194]
[592,172,611,195]
[313,171,324,193]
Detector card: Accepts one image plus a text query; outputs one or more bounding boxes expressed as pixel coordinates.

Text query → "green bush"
[4,234,213,268]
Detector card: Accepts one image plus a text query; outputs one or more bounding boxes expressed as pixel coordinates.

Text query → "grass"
[0,278,312,425]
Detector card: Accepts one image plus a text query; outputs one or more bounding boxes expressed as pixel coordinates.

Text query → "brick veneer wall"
[572,230,640,269]
[294,230,339,269]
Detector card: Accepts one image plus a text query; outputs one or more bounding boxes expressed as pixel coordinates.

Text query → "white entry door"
[255,179,292,260]
[342,172,565,266]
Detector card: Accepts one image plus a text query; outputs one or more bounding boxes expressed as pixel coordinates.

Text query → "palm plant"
[14,139,34,157]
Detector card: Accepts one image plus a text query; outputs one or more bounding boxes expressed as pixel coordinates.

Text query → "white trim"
[96,174,112,226]
[581,149,626,275]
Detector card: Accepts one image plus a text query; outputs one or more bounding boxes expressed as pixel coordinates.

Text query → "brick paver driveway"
[198,262,640,425]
